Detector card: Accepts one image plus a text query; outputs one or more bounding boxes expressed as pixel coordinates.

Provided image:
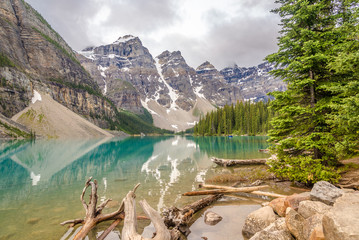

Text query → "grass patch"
[207,166,274,183]
[0,53,16,68]
[192,106,201,117]
[0,120,34,139]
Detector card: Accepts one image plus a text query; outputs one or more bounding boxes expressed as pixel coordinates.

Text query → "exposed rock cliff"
[0,0,121,131]
[220,62,286,102]
[78,37,218,131]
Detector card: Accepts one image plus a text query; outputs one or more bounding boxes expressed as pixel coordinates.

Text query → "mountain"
[78,36,219,131]
[0,0,169,137]
[220,62,286,102]
[78,36,286,131]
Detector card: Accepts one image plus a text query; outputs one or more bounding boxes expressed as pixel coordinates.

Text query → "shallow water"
[0,136,274,240]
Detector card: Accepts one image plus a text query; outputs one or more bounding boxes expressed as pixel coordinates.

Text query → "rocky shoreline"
[242,181,359,239]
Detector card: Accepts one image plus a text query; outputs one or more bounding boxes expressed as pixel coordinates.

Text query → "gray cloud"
[27,0,178,49]
[26,0,281,69]
[203,13,281,68]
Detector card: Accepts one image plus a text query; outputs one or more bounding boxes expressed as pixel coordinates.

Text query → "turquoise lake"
[0,136,276,240]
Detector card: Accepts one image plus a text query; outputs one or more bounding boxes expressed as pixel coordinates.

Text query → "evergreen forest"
[194,100,275,136]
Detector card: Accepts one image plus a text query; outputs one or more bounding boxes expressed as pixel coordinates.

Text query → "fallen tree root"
[211,157,267,167]
[162,194,223,239]
[61,177,126,240]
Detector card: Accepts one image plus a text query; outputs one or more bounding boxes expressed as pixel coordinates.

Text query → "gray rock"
[310,181,343,205]
[285,207,305,240]
[249,218,294,240]
[298,200,331,219]
[242,206,278,239]
[204,211,222,226]
[322,192,359,240]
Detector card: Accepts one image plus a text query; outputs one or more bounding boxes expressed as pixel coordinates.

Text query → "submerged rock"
[26,218,41,225]
[204,211,222,226]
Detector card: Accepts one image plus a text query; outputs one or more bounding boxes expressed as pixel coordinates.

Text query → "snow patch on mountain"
[113,35,136,44]
[77,50,96,60]
[141,99,159,116]
[194,85,205,99]
[31,90,42,104]
[155,58,179,110]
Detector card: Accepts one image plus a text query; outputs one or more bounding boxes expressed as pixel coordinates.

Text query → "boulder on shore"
[310,181,343,206]
[285,207,305,240]
[242,206,278,239]
[298,200,331,219]
[249,218,294,240]
[322,192,359,240]
[269,197,287,217]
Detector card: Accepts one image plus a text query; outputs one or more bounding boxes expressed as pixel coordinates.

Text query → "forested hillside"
[194,100,275,136]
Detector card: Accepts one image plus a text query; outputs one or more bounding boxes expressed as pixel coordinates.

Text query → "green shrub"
[0,53,15,68]
[267,155,341,184]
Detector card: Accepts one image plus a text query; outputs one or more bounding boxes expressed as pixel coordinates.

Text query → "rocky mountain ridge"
[78,35,286,131]
[0,0,286,134]
[0,0,167,136]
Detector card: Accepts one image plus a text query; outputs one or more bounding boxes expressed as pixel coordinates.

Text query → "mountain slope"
[12,91,114,138]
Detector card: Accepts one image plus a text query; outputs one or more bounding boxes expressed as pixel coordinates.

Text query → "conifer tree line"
[194,100,275,136]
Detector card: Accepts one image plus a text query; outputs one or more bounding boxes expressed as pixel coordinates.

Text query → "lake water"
[0,136,278,240]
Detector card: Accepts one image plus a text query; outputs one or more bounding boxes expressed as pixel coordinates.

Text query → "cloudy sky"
[26,0,281,69]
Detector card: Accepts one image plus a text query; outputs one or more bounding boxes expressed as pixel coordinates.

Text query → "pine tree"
[266,0,358,183]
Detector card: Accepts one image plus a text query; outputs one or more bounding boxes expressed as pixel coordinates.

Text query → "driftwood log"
[61,177,127,240]
[122,184,171,240]
[211,157,267,167]
[201,184,287,198]
[163,194,223,239]
[182,185,268,196]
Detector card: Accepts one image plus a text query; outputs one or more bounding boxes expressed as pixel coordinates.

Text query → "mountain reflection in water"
[0,136,269,240]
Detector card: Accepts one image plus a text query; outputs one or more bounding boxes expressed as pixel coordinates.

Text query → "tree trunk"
[200,184,286,198]
[162,194,223,239]
[309,70,315,108]
[211,157,267,167]
[182,185,268,196]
